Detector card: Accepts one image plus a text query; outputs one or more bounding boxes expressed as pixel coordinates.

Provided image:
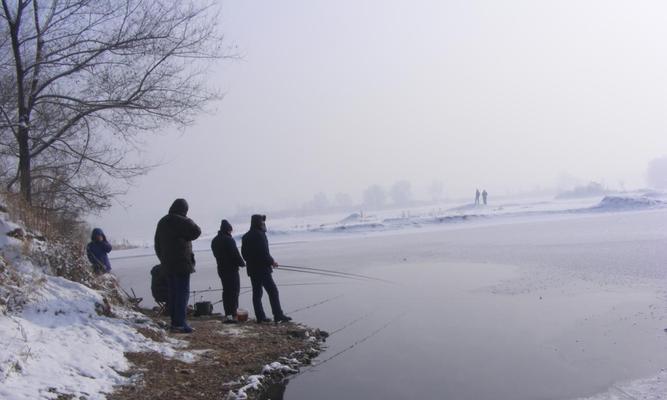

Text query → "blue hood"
[91,228,105,241]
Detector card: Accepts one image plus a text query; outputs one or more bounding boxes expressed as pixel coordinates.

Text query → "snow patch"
[0,274,188,400]
[0,211,190,400]
[262,361,298,374]
[592,195,664,211]
[225,359,301,399]
[573,370,667,400]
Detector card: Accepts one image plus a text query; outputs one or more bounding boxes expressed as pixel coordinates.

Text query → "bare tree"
[0,0,227,210]
[333,192,353,208]
[363,184,386,209]
[390,180,412,205]
[303,192,330,211]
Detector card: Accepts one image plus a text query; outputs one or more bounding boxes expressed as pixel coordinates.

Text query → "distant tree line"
[301,179,447,212]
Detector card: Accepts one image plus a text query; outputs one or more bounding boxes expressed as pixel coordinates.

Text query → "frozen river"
[112,208,667,399]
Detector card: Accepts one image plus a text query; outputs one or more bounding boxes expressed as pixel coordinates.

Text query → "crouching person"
[241,214,291,323]
[87,228,112,274]
[211,220,245,323]
[154,199,201,333]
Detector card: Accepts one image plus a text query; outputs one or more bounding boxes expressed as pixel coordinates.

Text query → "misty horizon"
[91,0,667,240]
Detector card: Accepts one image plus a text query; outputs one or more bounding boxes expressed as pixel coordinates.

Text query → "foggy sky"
[92,0,667,240]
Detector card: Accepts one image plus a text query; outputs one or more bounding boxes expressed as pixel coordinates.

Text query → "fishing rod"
[276,266,369,281]
[204,291,345,311]
[279,264,395,284]
[189,281,347,295]
[110,247,230,263]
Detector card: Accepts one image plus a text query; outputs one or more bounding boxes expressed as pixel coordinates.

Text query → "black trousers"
[250,271,284,320]
[167,273,190,328]
[218,269,240,316]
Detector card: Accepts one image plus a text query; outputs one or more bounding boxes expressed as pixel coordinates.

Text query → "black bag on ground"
[194,301,213,317]
[150,264,169,303]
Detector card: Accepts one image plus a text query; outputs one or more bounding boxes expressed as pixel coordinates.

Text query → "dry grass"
[2,192,87,242]
[109,315,325,400]
[0,194,133,312]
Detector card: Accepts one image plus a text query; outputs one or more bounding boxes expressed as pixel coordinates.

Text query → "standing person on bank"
[154,199,202,333]
[241,214,292,323]
[86,228,112,274]
[211,219,245,323]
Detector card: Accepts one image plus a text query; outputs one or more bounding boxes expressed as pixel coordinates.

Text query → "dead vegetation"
[110,314,326,400]
[0,197,133,315]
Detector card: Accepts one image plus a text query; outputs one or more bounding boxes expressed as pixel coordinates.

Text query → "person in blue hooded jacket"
[87,228,112,273]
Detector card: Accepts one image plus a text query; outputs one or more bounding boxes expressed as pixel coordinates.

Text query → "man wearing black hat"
[241,214,292,323]
[154,199,202,333]
[211,220,245,323]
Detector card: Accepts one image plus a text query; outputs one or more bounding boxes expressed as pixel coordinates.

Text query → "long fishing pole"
[190,281,347,295]
[276,266,369,281]
[279,264,394,284]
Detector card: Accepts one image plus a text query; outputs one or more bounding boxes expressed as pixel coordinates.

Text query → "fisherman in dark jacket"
[86,228,112,274]
[154,199,202,333]
[241,214,292,323]
[211,219,245,323]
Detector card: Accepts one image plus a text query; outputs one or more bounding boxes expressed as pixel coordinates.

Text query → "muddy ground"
[108,313,326,400]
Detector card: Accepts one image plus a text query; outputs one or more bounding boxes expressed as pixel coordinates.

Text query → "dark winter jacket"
[87,228,112,273]
[154,199,202,276]
[241,214,274,277]
[211,220,245,275]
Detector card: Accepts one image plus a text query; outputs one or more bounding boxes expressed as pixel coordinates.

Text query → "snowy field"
[111,192,667,399]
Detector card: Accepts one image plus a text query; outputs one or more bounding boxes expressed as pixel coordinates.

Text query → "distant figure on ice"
[482,189,488,205]
[475,189,481,205]
[86,228,112,274]
[154,199,202,333]
[241,214,292,323]
[211,219,245,324]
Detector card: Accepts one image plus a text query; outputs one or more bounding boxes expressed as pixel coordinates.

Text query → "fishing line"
[328,309,377,336]
[286,295,345,315]
[293,312,405,378]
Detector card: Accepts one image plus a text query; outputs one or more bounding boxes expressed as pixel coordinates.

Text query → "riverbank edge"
[108,311,327,400]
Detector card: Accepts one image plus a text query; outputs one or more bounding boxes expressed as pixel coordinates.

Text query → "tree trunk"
[17,127,31,204]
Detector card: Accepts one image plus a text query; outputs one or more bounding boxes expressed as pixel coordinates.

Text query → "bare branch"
[0,0,230,211]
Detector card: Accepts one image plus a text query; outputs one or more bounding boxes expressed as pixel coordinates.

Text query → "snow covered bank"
[0,277,186,400]
[274,193,667,238]
[573,370,667,400]
[0,210,188,400]
[590,195,664,211]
